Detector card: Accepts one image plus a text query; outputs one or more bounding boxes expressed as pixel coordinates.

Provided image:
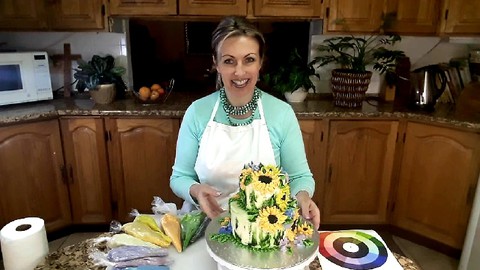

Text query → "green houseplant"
[311,22,405,107]
[262,48,319,102]
[74,55,127,104]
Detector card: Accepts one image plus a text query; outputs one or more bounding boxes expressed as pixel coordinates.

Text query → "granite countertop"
[35,233,421,270]
[1,87,479,131]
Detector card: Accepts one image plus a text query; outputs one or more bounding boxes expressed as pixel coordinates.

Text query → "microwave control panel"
[33,53,53,94]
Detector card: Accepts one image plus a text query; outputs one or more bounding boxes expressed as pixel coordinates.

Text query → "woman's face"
[215,35,262,97]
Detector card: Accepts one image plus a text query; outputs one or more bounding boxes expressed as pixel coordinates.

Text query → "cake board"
[205,215,319,270]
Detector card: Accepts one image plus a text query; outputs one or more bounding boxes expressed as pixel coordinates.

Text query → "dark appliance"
[410,64,447,111]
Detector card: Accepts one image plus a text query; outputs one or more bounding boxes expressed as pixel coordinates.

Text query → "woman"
[170,16,320,229]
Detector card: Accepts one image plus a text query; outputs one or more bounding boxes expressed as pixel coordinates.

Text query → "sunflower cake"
[212,162,313,252]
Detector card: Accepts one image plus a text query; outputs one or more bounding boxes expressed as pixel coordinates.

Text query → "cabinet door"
[0,120,71,231]
[61,118,112,224]
[392,122,480,249]
[107,118,182,222]
[49,0,105,30]
[442,0,480,34]
[298,120,326,208]
[179,0,246,16]
[0,0,48,30]
[324,0,385,33]
[386,0,440,35]
[323,120,398,224]
[109,0,176,16]
[253,0,322,17]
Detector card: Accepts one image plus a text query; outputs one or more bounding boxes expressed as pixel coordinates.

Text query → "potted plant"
[311,27,405,107]
[74,55,127,104]
[262,48,319,103]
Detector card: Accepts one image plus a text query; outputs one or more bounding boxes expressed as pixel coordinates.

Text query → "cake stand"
[205,215,319,270]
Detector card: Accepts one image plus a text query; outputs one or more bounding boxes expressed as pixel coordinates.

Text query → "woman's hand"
[190,184,224,219]
[296,191,321,230]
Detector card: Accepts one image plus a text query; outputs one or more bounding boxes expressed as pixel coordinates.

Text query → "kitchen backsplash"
[309,35,474,94]
[0,31,128,92]
[1,25,478,95]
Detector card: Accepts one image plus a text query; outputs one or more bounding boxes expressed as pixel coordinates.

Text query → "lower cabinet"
[323,120,399,224]
[106,118,182,222]
[392,122,480,249]
[60,117,112,224]
[0,120,71,231]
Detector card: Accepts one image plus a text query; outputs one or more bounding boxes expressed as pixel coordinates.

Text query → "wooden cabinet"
[109,0,176,16]
[323,0,385,33]
[179,0,247,16]
[298,120,327,208]
[60,118,112,224]
[441,0,480,35]
[253,0,322,17]
[0,0,105,31]
[392,122,480,249]
[0,120,71,232]
[386,0,441,35]
[107,118,182,222]
[323,120,398,224]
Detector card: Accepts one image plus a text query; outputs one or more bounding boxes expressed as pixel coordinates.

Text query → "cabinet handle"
[466,185,476,205]
[68,164,74,184]
[328,165,332,183]
[60,165,68,184]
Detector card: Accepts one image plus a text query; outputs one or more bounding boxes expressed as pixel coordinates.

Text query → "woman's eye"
[245,57,256,63]
[224,59,234,65]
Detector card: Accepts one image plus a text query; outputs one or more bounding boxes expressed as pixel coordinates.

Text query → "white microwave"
[0,51,53,106]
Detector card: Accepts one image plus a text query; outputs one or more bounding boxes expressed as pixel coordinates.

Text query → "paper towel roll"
[1,217,49,270]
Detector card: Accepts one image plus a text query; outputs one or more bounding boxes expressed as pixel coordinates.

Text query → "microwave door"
[0,64,24,91]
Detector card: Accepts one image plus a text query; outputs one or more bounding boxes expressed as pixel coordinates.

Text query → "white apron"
[193,97,276,209]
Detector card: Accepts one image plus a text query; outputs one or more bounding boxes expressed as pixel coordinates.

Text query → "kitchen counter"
[1,86,479,131]
[35,233,421,270]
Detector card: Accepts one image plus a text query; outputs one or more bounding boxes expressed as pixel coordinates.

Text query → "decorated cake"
[212,162,313,252]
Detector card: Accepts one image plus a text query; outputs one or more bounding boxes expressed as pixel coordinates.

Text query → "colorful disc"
[319,231,388,269]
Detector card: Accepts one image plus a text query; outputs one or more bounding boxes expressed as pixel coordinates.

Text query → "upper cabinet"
[0,0,105,31]
[323,0,385,33]
[109,0,176,16]
[324,0,480,35]
[386,0,441,35]
[179,0,247,16]
[253,0,322,17]
[441,0,480,35]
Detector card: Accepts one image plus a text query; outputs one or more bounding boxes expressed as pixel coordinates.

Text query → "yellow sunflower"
[221,217,231,226]
[275,186,290,211]
[239,168,253,190]
[285,227,296,241]
[262,164,282,176]
[251,169,280,195]
[258,206,287,233]
[297,222,314,237]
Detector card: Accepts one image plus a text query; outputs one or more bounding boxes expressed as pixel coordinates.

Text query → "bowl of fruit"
[133,79,174,104]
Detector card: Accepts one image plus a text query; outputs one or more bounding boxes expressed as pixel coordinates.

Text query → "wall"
[0,31,128,92]
[309,35,475,94]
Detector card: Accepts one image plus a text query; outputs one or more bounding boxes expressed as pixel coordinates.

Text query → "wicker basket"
[331,69,372,108]
[89,84,116,104]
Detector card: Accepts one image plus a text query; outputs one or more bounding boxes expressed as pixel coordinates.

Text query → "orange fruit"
[150,90,160,101]
[139,86,150,101]
[151,83,162,92]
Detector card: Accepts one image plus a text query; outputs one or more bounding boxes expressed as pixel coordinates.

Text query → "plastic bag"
[110,220,123,234]
[122,222,171,247]
[130,209,163,230]
[161,213,182,252]
[107,234,160,249]
[113,266,169,270]
[151,196,178,216]
[180,211,207,249]
[107,246,168,262]
[114,256,172,268]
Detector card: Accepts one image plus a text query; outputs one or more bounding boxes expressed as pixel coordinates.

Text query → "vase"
[89,84,116,104]
[284,87,308,103]
[330,69,372,108]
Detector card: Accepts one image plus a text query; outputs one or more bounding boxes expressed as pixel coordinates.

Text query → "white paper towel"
[1,217,49,270]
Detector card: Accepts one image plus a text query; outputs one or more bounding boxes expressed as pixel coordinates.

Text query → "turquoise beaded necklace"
[220,88,261,126]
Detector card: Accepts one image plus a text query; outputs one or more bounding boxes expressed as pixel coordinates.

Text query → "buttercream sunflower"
[275,186,290,211]
[258,206,287,233]
[297,222,314,237]
[251,168,281,195]
[239,168,253,190]
[285,227,296,241]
